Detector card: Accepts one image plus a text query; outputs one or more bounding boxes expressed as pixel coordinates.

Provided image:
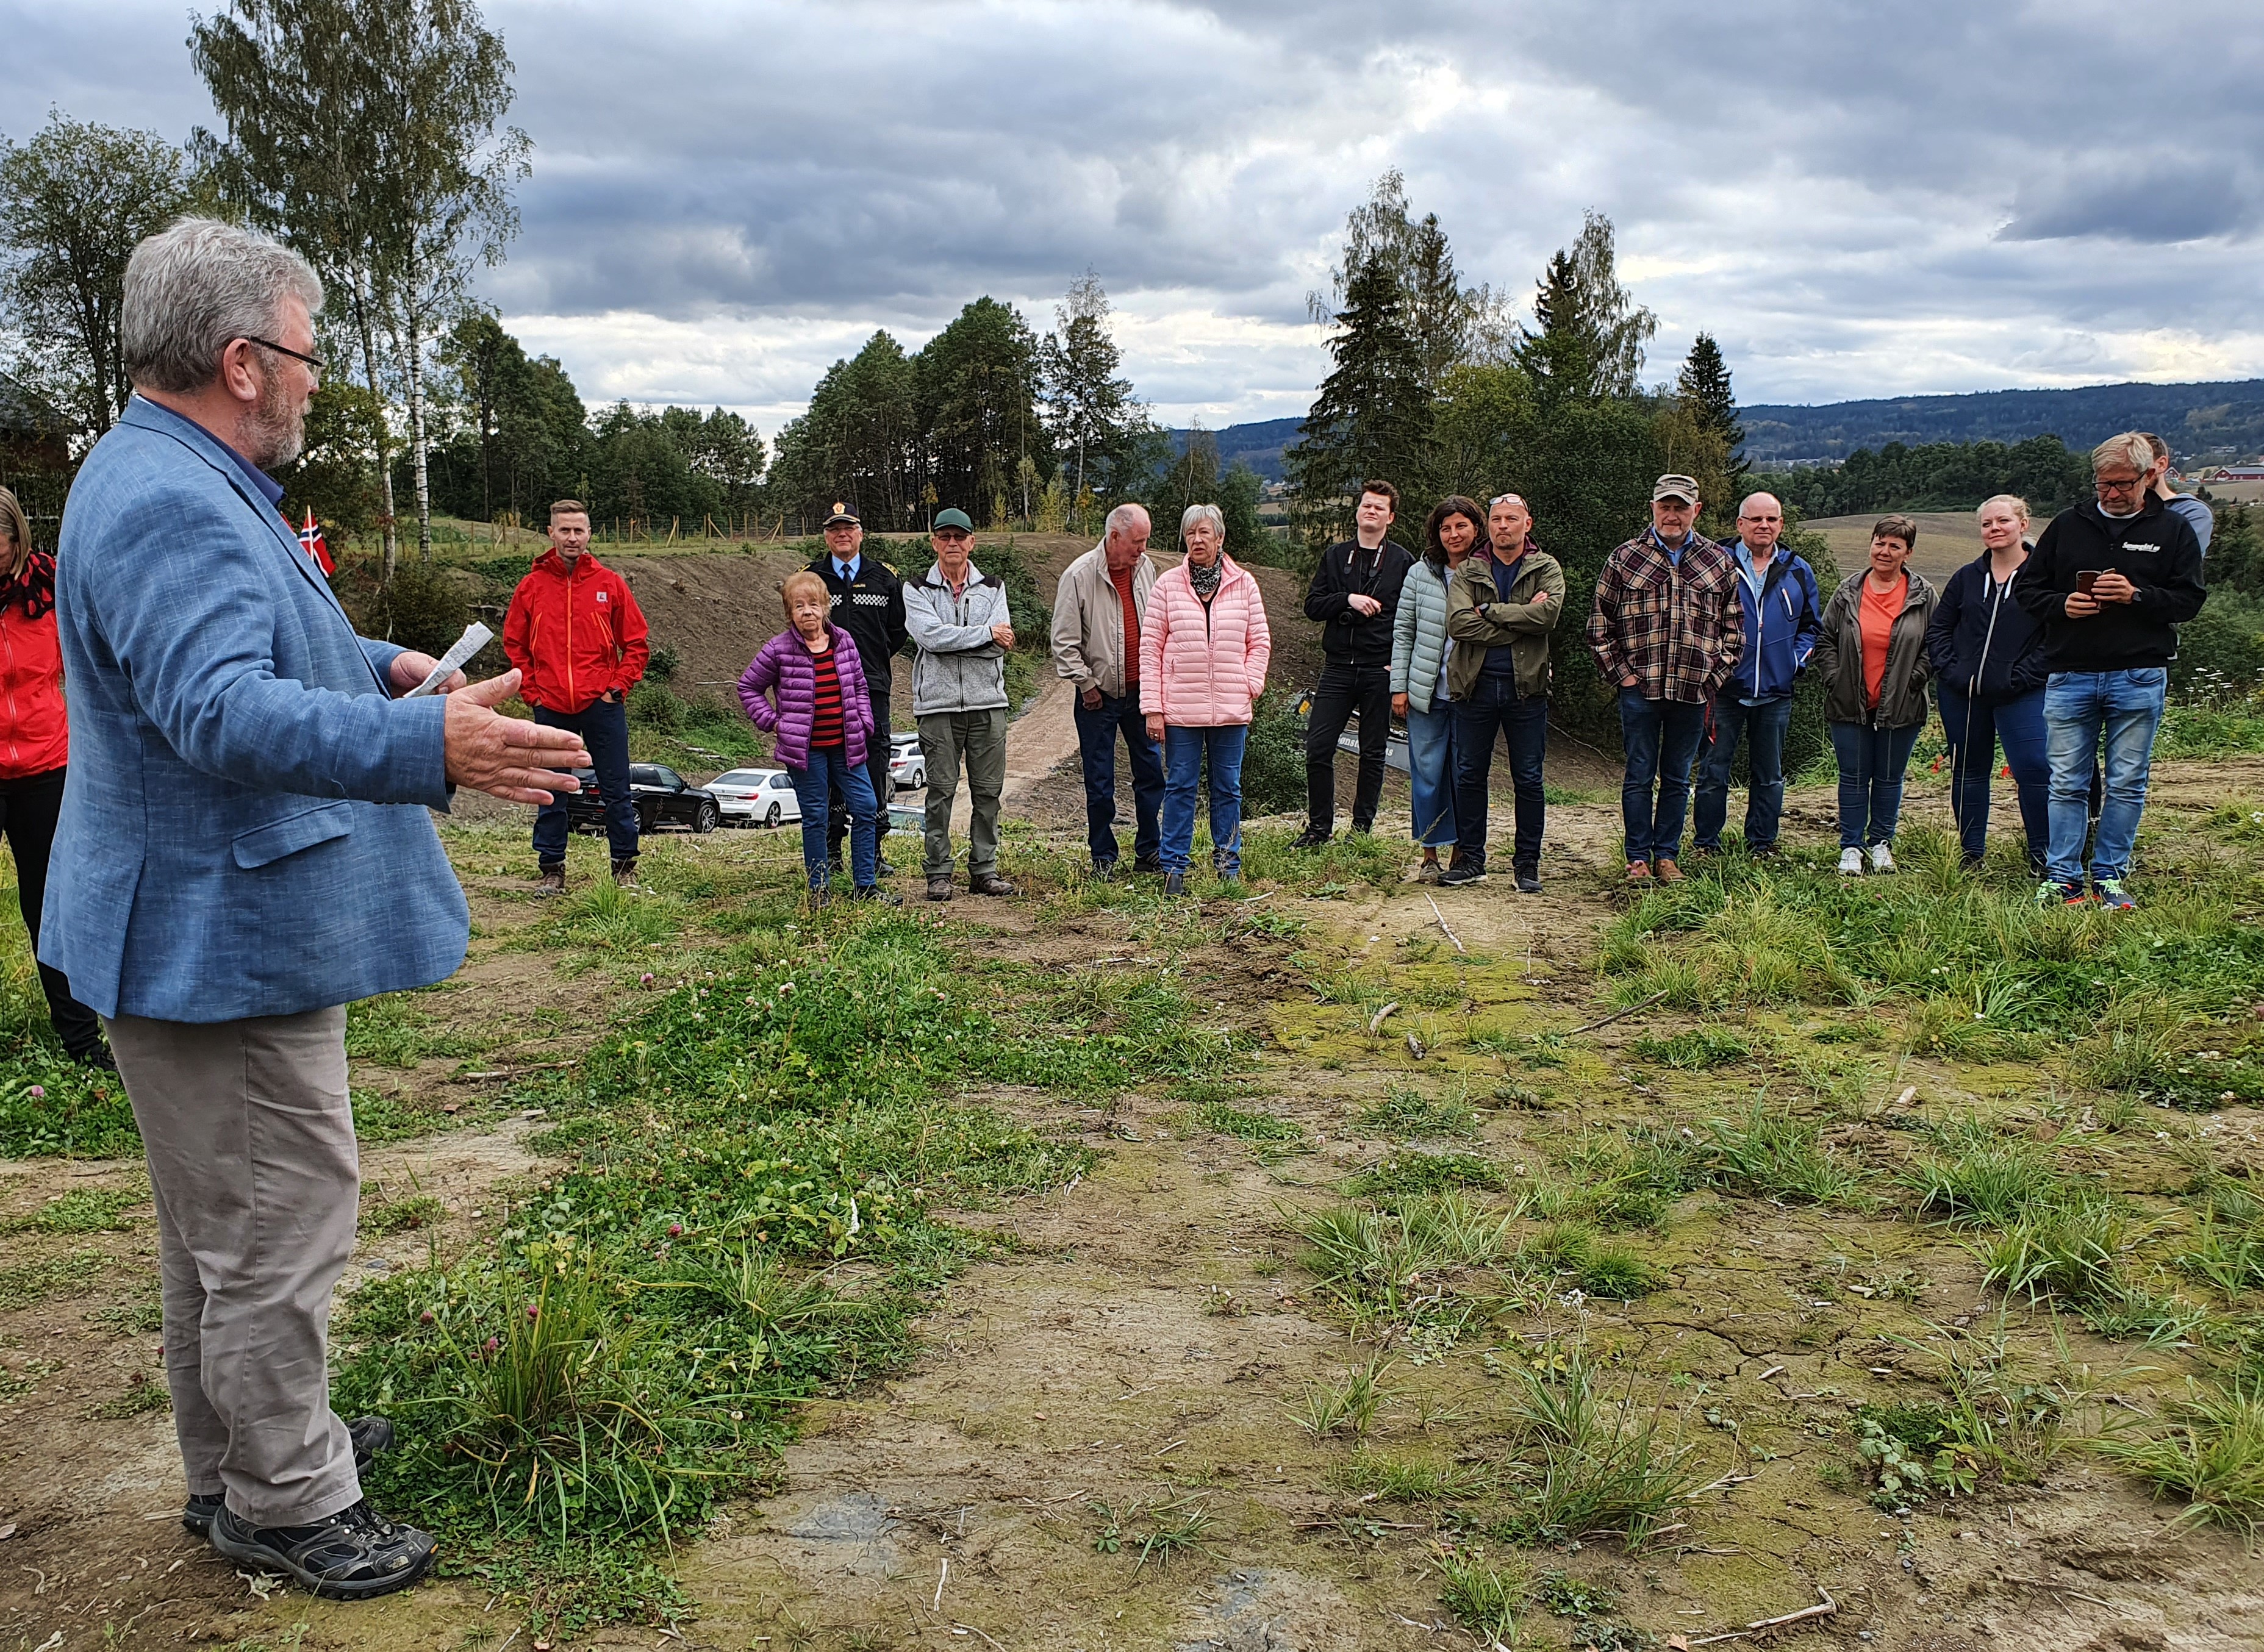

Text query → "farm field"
[5,753,2264,1650]
[1801,515,1985,590]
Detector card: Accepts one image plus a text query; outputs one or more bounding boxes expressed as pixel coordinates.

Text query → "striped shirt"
[809,644,845,749]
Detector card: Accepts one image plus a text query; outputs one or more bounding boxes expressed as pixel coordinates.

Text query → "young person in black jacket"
[1293,480,1413,847]
[1925,495,2051,873]
[807,502,909,871]
[2013,434,2207,909]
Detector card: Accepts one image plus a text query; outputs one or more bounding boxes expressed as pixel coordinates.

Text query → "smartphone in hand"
[2074,570,2101,596]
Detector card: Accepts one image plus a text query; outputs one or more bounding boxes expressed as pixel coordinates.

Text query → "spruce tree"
[1283,248,1432,552]
[1678,332,1747,492]
[1513,212,1656,410]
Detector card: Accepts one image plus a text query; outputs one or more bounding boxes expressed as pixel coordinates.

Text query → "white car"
[704,768,803,829]
[888,732,926,792]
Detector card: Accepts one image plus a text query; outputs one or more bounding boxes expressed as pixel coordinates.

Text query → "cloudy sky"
[11,0,2263,432]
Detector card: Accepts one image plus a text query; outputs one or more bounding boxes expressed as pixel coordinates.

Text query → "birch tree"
[193,0,527,576]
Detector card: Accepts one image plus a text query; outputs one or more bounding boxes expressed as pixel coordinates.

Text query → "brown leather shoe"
[969,871,1018,896]
[1625,860,1652,884]
[926,874,955,903]
[1653,857,1685,884]
[537,863,566,894]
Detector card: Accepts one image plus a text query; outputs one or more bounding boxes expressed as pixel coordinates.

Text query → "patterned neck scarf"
[1188,555,1223,601]
[2,549,55,621]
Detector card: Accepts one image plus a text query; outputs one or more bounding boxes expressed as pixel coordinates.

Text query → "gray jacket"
[1813,568,1938,729]
[1051,542,1156,700]
[1389,559,1455,714]
[905,559,1012,715]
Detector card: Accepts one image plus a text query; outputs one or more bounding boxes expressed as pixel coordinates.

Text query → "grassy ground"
[6,740,2264,1647]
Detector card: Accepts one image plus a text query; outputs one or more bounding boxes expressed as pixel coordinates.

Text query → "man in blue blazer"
[46,219,588,1601]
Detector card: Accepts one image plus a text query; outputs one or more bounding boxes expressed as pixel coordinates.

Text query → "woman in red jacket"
[0,488,107,1066]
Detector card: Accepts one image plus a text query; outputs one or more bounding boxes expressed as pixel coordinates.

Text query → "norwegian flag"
[298,509,335,576]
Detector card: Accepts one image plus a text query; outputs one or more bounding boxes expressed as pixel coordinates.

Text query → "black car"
[564,763,721,834]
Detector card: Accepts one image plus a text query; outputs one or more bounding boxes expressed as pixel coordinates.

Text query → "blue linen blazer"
[41,397,468,1022]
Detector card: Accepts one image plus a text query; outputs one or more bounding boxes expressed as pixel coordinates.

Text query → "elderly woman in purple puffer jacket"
[738,571,900,905]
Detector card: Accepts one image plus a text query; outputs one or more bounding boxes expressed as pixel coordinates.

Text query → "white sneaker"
[1838,847,1864,876]
[1868,843,1897,874]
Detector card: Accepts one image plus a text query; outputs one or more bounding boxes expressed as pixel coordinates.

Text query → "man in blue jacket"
[45,219,588,1600]
[1692,492,1819,856]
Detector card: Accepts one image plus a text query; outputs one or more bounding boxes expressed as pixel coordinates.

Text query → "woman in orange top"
[1810,514,1938,876]
[0,488,107,1065]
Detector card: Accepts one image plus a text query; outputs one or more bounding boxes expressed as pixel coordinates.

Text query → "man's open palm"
[443,671,591,804]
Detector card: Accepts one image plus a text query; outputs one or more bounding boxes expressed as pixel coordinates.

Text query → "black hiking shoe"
[210,1498,435,1601]
[1514,862,1542,894]
[1439,860,1487,888]
[1162,871,1189,896]
[1132,854,1165,876]
[1289,826,1333,851]
[853,885,903,906]
[185,1417,396,1539]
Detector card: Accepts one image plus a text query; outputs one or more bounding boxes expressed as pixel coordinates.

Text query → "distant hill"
[1171,378,2264,484]
[1167,418,1304,482]
[1743,379,2264,466]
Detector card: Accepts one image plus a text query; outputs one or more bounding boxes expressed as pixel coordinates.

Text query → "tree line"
[1752,436,2096,520]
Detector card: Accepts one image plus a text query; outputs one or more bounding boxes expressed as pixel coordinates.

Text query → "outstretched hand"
[443,671,590,804]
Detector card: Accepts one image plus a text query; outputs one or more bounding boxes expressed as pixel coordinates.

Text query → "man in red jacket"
[502,501,651,889]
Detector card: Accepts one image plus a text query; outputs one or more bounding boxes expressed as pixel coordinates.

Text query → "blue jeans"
[2044,669,2166,883]
[1693,695,1792,851]
[1403,698,1458,849]
[532,696,637,864]
[1937,683,2051,870]
[1829,721,1923,849]
[1073,689,1165,867]
[1161,724,1247,876]
[789,746,878,889]
[1453,678,1548,868]
[826,699,893,859]
[1617,690,1707,865]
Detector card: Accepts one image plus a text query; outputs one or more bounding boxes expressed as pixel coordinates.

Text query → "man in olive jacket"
[1442,493,1564,891]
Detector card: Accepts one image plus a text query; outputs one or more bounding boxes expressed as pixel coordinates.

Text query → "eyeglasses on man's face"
[240,335,325,382]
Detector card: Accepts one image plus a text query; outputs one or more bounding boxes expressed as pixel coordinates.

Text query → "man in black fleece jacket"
[1294,481,1413,846]
[2014,432,2207,908]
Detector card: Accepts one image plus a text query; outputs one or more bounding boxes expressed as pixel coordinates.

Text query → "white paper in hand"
[402,622,493,698]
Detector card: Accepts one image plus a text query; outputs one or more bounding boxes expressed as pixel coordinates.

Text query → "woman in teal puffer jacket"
[1390,496,1484,882]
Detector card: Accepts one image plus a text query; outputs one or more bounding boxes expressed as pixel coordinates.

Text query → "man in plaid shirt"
[1586,474,1744,884]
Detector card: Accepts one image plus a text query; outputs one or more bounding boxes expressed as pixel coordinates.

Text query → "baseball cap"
[1652,474,1700,504]
[822,501,860,527]
[932,508,974,534]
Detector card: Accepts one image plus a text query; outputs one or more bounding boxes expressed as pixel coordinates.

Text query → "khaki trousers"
[107,1006,364,1528]
[919,707,1009,879]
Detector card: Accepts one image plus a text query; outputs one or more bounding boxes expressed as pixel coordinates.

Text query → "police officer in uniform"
[807,502,909,872]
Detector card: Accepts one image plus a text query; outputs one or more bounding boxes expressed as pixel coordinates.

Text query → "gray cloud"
[7,0,2264,421]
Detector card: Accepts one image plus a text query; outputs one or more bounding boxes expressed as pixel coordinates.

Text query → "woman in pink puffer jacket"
[1139,504,1271,893]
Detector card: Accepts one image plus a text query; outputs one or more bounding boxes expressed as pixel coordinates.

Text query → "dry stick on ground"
[1424,894,1467,953]
[1367,1001,1401,1035]
[452,1060,579,1082]
[1566,990,1669,1036]
[1689,1586,1838,1643]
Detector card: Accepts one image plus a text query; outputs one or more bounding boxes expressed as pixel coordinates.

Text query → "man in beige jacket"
[1051,503,1163,876]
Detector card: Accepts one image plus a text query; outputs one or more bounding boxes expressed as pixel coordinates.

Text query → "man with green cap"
[903,509,1017,901]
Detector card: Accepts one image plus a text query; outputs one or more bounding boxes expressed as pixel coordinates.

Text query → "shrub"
[1240,690,1306,818]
